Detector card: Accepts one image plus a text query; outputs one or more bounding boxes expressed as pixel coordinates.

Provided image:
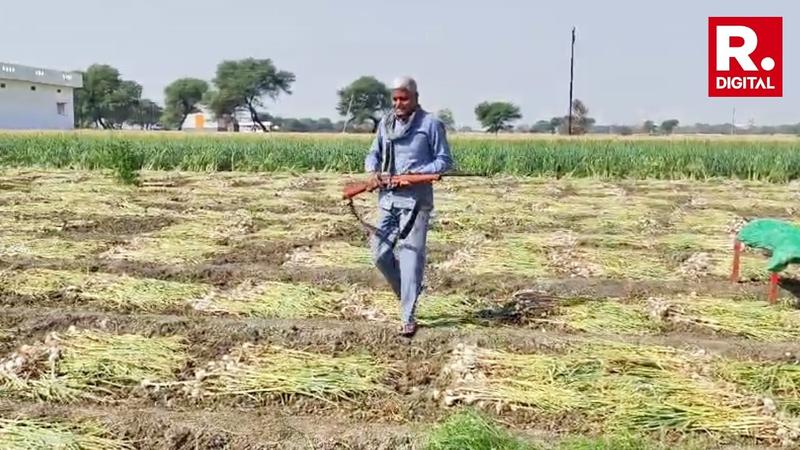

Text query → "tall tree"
[130,99,163,130]
[336,76,391,132]
[660,119,680,135]
[531,120,555,133]
[74,64,136,129]
[474,101,522,134]
[560,99,595,135]
[642,120,657,135]
[210,58,295,132]
[203,89,241,131]
[106,80,143,128]
[570,99,588,134]
[549,117,563,134]
[436,109,456,131]
[162,78,209,130]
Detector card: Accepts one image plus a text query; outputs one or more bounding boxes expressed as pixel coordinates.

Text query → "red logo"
[708,17,782,97]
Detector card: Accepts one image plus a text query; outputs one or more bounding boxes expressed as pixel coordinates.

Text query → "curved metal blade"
[347,198,378,236]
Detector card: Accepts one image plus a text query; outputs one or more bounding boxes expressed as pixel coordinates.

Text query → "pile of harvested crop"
[678,252,712,279]
[433,232,488,272]
[635,215,664,235]
[438,343,486,408]
[0,327,187,402]
[337,286,393,322]
[544,183,563,198]
[689,195,709,208]
[726,215,750,236]
[545,231,603,278]
[185,343,388,403]
[308,217,362,241]
[548,300,659,335]
[0,418,133,450]
[646,295,800,342]
[438,340,800,446]
[213,209,257,243]
[190,280,341,319]
[476,290,559,324]
[282,242,372,269]
[479,292,657,335]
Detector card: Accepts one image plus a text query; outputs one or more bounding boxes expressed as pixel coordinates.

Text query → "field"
[1,130,800,181]
[1,132,800,449]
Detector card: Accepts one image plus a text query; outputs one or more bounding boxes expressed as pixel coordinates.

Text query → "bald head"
[391,76,419,120]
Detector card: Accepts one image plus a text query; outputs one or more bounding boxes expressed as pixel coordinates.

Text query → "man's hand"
[367,172,381,191]
[383,175,410,189]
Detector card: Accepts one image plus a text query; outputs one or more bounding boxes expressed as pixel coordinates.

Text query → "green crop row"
[1,131,799,181]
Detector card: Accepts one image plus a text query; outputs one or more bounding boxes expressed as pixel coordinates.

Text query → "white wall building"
[0,61,83,130]
[181,107,277,132]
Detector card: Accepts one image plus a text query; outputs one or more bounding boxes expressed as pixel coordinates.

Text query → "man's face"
[392,88,417,119]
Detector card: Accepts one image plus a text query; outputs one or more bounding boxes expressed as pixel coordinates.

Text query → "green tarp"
[737,218,800,272]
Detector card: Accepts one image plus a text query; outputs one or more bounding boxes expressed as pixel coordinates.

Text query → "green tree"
[530,120,555,133]
[660,119,680,135]
[560,99,595,135]
[474,101,522,134]
[105,80,143,128]
[73,64,118,128]
[316,118,335,131]
[209,58,295,132]
[570,99,594,134]
[130,99,163,130]
[642,120,657,135]
[436,109,456,131]
[549,117,563,134]
[336,76,391,133]
[162,78,209,130]
[73,64,141,129]
[617,125,634,136]
[202,88,240,131]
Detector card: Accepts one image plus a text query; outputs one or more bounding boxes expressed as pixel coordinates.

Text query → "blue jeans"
[370,205,431,325]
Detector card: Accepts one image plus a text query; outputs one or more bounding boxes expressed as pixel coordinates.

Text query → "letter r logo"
[716,25,759,71]
[709,17,782,97]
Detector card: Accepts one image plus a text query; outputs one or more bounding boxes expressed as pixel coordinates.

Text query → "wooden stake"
[730,239,742,282]
[768,272,779,304]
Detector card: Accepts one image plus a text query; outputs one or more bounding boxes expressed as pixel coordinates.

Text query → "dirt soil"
[0,400,420,450]
[2,171,800,449]
[3,306,796,366]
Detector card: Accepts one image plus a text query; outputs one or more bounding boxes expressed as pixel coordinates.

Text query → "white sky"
[1,0,796,127]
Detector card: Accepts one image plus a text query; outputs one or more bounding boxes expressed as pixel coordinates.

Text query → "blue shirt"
[364,108,454,210]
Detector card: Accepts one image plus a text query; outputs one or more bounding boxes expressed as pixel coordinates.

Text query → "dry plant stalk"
[186,343,388,404]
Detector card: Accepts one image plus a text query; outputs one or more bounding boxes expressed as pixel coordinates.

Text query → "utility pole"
[731,107,736,135]
[568,26,576,135]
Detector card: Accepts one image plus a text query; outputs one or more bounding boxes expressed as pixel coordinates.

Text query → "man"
[364,76,454,337]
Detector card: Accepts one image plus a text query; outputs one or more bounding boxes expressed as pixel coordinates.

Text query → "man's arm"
[416,119,454,174]
[364,122,383,173]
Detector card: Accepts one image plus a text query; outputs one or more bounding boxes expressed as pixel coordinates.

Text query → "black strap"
[380,132,395,176]
[397,202,421,241]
